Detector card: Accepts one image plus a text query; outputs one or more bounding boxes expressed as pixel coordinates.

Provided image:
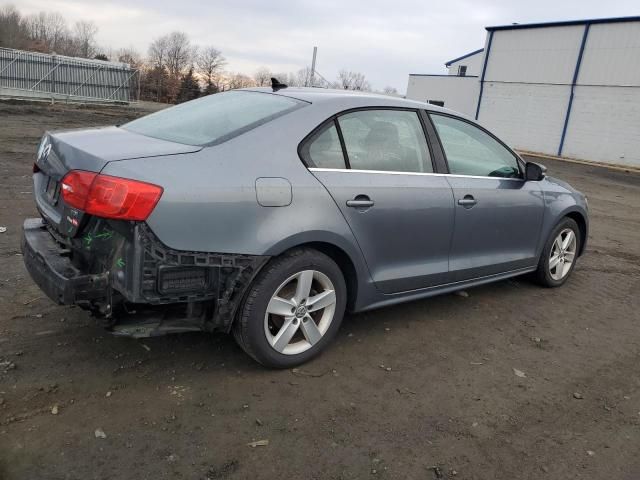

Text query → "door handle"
[457,195,477,208]
[346,195,374,208]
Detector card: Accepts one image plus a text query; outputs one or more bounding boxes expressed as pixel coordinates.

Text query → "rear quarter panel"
[100,104,376,306]
[100,95,454,310]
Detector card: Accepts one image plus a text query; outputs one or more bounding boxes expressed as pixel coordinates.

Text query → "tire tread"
[232,248,344,367]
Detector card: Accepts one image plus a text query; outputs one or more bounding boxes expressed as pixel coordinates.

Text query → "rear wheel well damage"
[565,211,587,256]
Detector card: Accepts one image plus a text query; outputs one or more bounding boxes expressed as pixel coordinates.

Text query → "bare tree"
[0,7,99,59]
[148,35,169,68]
[253,67,272,87]
[0,5,30,49]
[72,20,97,58]
[146,32,193,102]
[116,47,142,68]
[146,35,171,102]
[285,67,312,87]
[335,70,371,91]
[382,86,398,95]
[25,11,68,53]
[227,73,255,90]
[196,46,225,91]
[165,31,193,77]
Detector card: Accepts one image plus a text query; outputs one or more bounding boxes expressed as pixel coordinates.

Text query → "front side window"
[337,110,433,173]
[430,114,521,178]
[122,91,306,146]
[299,122,346,169]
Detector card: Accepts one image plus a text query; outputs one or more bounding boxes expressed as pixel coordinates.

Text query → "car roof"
[242,86,459,117]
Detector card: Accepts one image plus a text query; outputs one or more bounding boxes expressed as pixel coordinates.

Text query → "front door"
[301,109,455,293]
[429,113,545,281]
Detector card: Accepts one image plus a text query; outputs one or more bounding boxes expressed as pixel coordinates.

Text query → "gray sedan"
[22,83,588,367]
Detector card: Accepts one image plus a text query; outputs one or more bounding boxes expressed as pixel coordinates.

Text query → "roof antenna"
[271,77,288,92]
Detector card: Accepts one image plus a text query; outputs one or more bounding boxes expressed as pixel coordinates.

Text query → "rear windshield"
[122,91,306,146]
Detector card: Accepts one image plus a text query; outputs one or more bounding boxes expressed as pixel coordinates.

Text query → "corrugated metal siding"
[479,82,569,155]
[484,26,584,85]
[476,20,640,166]
[0,47,138,102]
[578,22,640,86]
[563,86,640,166]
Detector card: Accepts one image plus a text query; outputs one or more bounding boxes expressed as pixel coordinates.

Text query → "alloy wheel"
[549,228,577,281]
[264,270,337,355]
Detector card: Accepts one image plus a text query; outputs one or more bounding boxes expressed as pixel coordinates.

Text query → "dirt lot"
[0,101,639,480]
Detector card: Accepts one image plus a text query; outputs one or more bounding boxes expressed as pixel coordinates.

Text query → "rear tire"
[233,248,347,368]
[534,217,581,287]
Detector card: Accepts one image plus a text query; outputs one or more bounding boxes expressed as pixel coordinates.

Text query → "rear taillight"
[61,170,163,221]
[61,171,97,210]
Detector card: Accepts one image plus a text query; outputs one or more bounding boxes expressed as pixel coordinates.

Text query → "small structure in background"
[445,48,485,77]
[0,47,139,104]
[406,48,483,116]
[406,15,640,168]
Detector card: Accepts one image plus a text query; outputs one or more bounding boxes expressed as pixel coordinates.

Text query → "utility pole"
[309,46,317,87]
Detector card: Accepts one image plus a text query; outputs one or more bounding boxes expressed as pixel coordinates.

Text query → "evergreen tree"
[203,79,219,96]
[176,67,201,103]
[140,65,170,103]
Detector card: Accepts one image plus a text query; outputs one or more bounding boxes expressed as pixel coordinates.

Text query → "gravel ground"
[0,101,639,480]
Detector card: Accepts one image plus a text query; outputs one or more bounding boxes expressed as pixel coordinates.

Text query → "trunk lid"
[34,127,201,238]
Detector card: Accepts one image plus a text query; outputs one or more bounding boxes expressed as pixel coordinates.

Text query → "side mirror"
[525,162,546,181]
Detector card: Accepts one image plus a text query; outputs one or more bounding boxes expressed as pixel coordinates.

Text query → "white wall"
[446,51,484,76]
[484,26,584,84]
[562,22,640,166]
[578,22,640,86]
[478,82,569,155]
[562,86,640,167]
[406,75,479,116]
[477,20,640,167]
[406,19,640,166]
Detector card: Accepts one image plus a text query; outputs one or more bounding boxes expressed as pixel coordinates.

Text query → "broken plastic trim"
[25,215,270,335]
[132,224,269,332]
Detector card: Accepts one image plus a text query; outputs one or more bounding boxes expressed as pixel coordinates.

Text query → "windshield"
[122,91,306,146]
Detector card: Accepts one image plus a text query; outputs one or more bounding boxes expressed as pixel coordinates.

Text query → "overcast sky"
[12,0,640,92]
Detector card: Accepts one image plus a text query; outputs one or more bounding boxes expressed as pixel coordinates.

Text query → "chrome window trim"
[309,167,526,182]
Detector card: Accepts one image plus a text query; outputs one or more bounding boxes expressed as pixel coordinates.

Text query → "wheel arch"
[564,210,588,256]
[264,232,369,312]
[294,241,358,312]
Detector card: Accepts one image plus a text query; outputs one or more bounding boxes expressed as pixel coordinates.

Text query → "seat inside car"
[359,121,420,172]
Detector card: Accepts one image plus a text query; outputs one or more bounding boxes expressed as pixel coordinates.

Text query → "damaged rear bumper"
[21,218,269,334]
[22,218,110,307]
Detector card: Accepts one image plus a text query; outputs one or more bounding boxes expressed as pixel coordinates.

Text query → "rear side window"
[300,122,346,169]
[122,91,306,146]
[338,110,433,173]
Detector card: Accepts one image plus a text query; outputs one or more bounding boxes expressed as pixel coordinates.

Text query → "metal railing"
[0,47,139,103]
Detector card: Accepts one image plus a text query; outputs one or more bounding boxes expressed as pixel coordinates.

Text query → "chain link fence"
[0,47,139,103]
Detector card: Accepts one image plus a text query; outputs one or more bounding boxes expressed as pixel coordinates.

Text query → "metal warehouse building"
[407,16,640,167]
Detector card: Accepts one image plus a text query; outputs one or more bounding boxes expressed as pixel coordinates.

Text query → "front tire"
[233,248,347,368]
[534,217,581,287]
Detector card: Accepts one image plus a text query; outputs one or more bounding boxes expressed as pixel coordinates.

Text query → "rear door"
[428,113,545,281]
[302,109,455,294]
